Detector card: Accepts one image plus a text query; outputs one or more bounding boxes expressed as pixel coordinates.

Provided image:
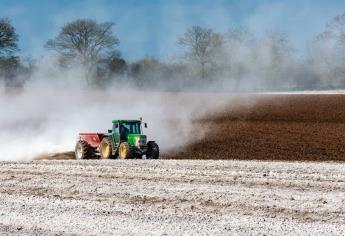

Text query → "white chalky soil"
[0,159,344,235]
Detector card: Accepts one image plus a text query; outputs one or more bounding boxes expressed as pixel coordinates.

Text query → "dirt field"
[0,159,344,235]
[168,94,345,161]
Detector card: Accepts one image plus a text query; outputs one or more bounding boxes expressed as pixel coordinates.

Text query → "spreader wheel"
[100,137,113,159]
[75,140,94,160]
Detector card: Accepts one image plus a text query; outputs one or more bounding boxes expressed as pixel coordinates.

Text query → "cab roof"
[112,119,141,123]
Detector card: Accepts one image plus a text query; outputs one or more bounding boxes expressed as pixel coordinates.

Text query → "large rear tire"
[118,142,131,159]
[146,141,159,159]
[75,140,94,160]
[100,137,113,159]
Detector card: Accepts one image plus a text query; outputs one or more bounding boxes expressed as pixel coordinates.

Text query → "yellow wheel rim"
[120,145,127,158]
[101,143,110,158]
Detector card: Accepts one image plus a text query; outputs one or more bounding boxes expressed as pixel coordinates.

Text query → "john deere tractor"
[75,119,159,160]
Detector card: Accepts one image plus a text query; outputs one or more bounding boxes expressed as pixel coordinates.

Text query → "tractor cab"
[110,120,148,148]
[113,120,141,138]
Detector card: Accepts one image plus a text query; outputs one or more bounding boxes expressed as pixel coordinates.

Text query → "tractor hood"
[127,134,147,147]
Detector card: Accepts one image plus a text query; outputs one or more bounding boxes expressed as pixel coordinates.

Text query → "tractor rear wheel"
[118,142,131,159]
[100,137,113,159]
[75,140,94,160]
[146,141,159,159]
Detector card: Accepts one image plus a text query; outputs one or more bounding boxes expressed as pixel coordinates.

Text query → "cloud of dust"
[0,55,234,160]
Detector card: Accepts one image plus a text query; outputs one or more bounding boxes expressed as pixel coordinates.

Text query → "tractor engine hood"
[127,134,147,147]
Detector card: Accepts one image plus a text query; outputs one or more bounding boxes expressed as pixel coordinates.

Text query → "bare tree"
[46,19,119,84]
[178,26,221,79]
[0,18,18,56]
[227,28,254,45]
[324,12,345,45]
[107,51,127,76]
[224,28,255,83]
[264,31,293,63]
[255,31,294,89]
[0,18,21,86]
[313,12,345,86]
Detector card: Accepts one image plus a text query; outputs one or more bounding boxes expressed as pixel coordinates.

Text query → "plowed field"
[168,94,345,161]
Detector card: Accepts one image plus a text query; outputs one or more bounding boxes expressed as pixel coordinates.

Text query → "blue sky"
[1,0,345,61]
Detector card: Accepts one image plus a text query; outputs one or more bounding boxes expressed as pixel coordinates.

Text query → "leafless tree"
[0,18,18,56]
[264,31,293,63]
[178,26,222,79]
[224,28,255,82]
[254,31,295,89]
[227,28,254,45]
[312,12,345,85]
[324,12,345,45]
[0,18,21,86]
[46,19,119,84]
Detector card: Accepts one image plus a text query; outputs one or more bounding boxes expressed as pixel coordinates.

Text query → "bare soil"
[168,94,345,161]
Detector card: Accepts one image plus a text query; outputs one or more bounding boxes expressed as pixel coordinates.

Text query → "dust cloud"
[0,57,235,160]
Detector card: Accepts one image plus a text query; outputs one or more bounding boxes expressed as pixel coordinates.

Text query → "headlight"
[135,137,140,146]
[135,137,146,147]
[140,137,147,146]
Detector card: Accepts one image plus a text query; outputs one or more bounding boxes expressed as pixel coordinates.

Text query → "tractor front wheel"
[118,142,131,159]
[100,137,113,159]
[146,141,159,159]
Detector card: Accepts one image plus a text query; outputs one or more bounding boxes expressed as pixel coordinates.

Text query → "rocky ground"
[0,159,344,235]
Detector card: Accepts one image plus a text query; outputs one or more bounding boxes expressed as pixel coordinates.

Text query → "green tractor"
[75,119,159,160]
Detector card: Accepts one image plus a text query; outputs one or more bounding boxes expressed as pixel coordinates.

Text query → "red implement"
[79,133,104,148]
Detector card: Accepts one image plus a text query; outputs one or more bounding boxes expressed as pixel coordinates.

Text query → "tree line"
[2,13,345,91]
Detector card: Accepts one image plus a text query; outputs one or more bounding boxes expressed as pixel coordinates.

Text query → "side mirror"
[108,129,112,133]
[144,123,147,128]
